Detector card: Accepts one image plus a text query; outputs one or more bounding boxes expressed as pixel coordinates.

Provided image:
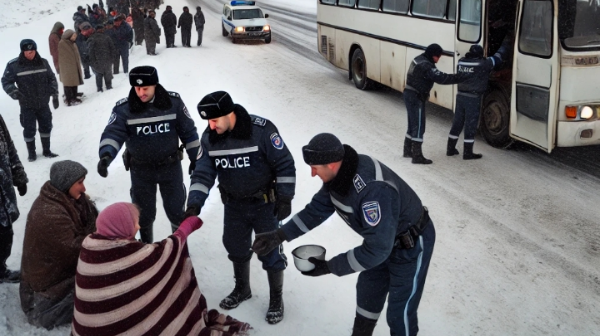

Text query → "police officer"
[97,66,200,243]
[404,43,466,164]
[447,43,509,159]
[252,133,436,336]
[1,39,60,162]
[184,91,295,324]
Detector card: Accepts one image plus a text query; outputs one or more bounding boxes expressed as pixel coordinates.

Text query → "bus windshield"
[559,0,600,50]
[232,9,263,20]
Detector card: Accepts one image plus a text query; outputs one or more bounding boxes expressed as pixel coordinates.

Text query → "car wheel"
[350,48,373,90]
[481,87,513,148]
[264,35,271,44]
[222,25,228,37]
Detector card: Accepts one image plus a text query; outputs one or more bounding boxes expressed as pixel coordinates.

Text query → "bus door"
[454,0,484,108]
[510,0,559,152]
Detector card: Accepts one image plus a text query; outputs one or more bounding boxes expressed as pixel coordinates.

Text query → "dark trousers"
[130,161,186,243]
[134,28,144,45]
[146,41,157,55]
[92,65,114,90]
[0,225,13,273]
[82,60,90,78]
[356,221,436,336]
[449,93,483,143]
[19,105,52,142]
[181,28,191,46]
[63,86,79,103]
[404,89,427,143]
[196,27,204,46]
[20,282,74,330]
[113,44,130,73]
[223,199,287,272]
[166,33,175,47]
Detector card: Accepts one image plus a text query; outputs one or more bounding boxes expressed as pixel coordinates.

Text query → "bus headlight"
[263,25,270,31]
[235,27,244,32]
[580,106,594,119]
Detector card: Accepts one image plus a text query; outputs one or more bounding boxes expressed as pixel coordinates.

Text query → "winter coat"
[144,16,161,45]
[131,8,145,31]
[87,30,116,71]
[0,115,27,227]
[1,53,59,109]
[178,11,193,31]
[89,8,107,27]
[161,10,177,35]
[49,22,64,73]
[75,32,90,64]
[58,30,84,86]
[112,22,133,48]
[20,181,97,302]
[72,11,90,33]
[194,10,205,30]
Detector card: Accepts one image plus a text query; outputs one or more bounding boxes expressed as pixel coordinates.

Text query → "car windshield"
[559,0,600,49]
[232,9,263,20]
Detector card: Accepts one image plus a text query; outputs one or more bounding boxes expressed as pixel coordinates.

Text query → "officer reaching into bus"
[404,43,466,164]
[252,133,436,336]
[97,66,200,243]
[184,91,295,325]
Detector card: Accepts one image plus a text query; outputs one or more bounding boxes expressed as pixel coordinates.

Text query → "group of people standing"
[152,5,205,50]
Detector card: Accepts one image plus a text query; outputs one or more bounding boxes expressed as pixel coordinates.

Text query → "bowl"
[292,245,326,272]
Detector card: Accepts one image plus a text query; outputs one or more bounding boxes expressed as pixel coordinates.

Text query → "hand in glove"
[188,160,196,175]
[16,183,27,196]
[252,228,287,256]
[9,90,23,100]
[52,95,59,109]
[301,257,331,277]
[274,196,292,221]
[97,155,113,177]
[183,205,200,220]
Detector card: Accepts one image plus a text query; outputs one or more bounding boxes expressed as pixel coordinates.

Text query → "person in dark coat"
[1,39,59,161]
[177,6,193,47]
[76,22,93,79]
[88,24,116,92]
[131,7,145,45]
[88,3,107,27]
[72,6,90,33]
[48,22,64,74]
[161,5,177,48]
[144,10,161,55]
[112,14,133,74]
[0,114,28,284]
[194,6,205,46]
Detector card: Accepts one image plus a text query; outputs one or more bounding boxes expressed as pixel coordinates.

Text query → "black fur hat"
[129,66,159,86]
[20,39,37,51]
[302,133,345,165]
[197,91,235,120]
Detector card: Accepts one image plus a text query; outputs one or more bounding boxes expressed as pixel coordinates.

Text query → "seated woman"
[20,160,98,330]
[71,202,251,336]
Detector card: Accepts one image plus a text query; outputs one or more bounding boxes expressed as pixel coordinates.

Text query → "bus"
[316,0,600,152]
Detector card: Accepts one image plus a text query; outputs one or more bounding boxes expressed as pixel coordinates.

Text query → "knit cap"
[302,133,345,165]
[50,160,88,193]
[96,202,140,240]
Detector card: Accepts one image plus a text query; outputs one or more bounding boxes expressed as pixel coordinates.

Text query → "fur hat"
[20,39,37,51]
[302,133,345,165]
[197,91,235,120]
[95,202,140,240]
[424,43,444,60]
[50,160,88,193]
[466,44,484,59]
[129,66,159,86]
[77,5,84,11]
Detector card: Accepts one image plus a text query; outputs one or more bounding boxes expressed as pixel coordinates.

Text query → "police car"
[222,1,271,44]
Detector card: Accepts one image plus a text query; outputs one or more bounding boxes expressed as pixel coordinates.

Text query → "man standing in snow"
[88,24,116,92]
[161,5,177,48]
[177,6,193,47]
[111,14,133,74]
[1,39,60,162]
[144,10,161,55]
[184,91,295,325]
[253,133,436,336]
[194,6,205,46]
[97,66,200,243]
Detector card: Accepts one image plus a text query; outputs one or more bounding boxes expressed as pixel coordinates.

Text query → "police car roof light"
[230,1,255,6]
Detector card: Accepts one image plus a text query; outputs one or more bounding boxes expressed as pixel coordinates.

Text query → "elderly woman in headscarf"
[48,21,64,74]
[58,29,84,106]
[71,202,252,336]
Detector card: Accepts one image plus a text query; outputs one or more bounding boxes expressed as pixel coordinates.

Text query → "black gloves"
[274,196,292,221]
[97,155,113,177]
[188,160,196,175]
[16,183,27,196]
[301,257,331,277]
[52,95,59,109]
[183,205,200,220]
[9,90,23,100]
[252,228,287,256]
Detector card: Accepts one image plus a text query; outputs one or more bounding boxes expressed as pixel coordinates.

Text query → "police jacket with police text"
[280,146,424,277]
[2,53,58,109]
[188,105,295,209]
[406,53,464,100]
[98,84,199,164]
[457,54,502,95]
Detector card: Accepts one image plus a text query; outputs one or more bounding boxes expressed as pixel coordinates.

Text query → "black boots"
[41,137,58,158]
[266,270,284,324]
[351,314,377,336]
[25,141,36,162]
[220,260,252,310]
[411,141,432,164]
[463,142,482,160]
[447,137,459,156]
[0,227,19,284]
[403,137,412,158]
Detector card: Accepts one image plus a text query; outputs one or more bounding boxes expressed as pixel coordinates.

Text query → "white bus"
[317,0,600,152]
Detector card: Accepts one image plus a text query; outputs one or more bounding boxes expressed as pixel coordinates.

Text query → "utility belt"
[393,207,430,250]
[122,144,184,170]
[218,182,276,204]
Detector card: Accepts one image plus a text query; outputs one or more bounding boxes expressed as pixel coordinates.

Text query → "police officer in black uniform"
[404,43,466,164]
[252,133,436,336]
[184,91,295,324]
[1,39,60,162]
[97,66,200,243]
[447,43,509,159]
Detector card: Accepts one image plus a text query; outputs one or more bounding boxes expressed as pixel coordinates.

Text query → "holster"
[393,207,430,250]
[122,148,131,171]
[177,144,184,161]
[218,180,276,205]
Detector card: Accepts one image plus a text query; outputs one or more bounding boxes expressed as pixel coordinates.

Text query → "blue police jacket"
[188,105,295,209]
[112,22,133,47]
[457,54,503,95]
[1,54,58,109]
[98,84,199,163]
[406,53,464,100]
[280,145,424,276]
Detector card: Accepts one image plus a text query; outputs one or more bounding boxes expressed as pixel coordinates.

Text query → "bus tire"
[350,48,373,90]
[481,88,513,148]
[222,25,229,37]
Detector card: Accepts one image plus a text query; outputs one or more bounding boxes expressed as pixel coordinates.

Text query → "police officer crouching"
[184,91,295,324]
[252,133,436,336]
[97,66,200,243]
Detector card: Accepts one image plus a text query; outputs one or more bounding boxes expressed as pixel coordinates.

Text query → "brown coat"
[58,29,84,87]
[20,181,97,301]
[49,22,64,74]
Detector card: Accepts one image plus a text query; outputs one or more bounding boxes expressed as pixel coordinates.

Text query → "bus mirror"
[227,15,232,20]
[265,14,269,18]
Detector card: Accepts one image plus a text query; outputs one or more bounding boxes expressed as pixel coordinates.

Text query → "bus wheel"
[222,25,229,37]
[481,89,513,148]
[351,48,373,90]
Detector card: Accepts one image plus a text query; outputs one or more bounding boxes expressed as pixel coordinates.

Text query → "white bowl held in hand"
[292,245,326,272]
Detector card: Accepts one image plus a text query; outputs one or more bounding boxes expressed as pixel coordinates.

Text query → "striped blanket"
[71,234,251,336]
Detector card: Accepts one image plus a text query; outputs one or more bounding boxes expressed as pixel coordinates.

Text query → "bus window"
[559,0,600,50]
[358,0,381,10]
[339,0,357,7]
[458,0,482,42]
[412,0,447,19]
[382,0,410,14]
[320,0,336,4]
[519,0,553,57]
[448,0,457,21]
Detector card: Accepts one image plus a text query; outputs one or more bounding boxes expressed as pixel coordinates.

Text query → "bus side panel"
[405,48,455,110]
[318,25,338,66]
[336,30,381,83]
[380,42,407,92]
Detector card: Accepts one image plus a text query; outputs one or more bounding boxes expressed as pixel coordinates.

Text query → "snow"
[1,0,599,335]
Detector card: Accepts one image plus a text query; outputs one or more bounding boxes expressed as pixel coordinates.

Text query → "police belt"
[219,184,276,204]
[393,207,430,250]
[127,145,184,168]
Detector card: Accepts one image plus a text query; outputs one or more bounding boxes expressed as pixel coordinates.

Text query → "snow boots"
[41,137,58,158]
[463,142,482,160]
[351,314,377,336]
[403,137,412,158]
[26,141,36,162]
[411,141,432,164]
[447,137,459,156]
[220,260,252,310]
[266,270,284,324]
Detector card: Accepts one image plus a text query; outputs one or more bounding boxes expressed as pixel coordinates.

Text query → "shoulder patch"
[362,201,381,226]
[107,112,117,125]
[183,105,192,119]
[252,117,267,127]
[270,132,284,150]
[196,145,203,160]
[116,97,128,106]
[353,174,366,194]
[168,91,180,98]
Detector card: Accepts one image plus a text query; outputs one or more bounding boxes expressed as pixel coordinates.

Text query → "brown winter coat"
[49,22,64,74]
[20,181,97,302]
[58,29,84,87]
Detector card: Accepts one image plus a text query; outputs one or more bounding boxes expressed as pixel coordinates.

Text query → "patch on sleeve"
[270,132,284,150]
[353,174,366,194]
[168,91,180,98]
[196,145,203,160]
[107,112,117,125]
[115,97,128,106]
[362,201,381,226]
[183,105,192,119]
[253,117,266,126]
